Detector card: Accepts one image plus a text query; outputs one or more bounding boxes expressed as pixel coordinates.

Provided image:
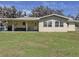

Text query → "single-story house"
[0,14,79,32]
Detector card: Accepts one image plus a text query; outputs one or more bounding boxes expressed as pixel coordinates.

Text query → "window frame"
[55,21,59,27]
[67,23,69,27]
[48,21,52,27]
[60,21,64,27]
[43,21,47,27]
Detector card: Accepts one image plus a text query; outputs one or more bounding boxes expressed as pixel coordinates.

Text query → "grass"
[0,32,79,56]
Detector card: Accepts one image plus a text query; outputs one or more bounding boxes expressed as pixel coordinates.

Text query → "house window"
[43,21,47,27]
[60,21,64,27]
[55,21,59,27]
[48,21,52,27]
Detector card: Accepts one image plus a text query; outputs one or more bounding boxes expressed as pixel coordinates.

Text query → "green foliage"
[0,6,26,18]
[30,5,64,17]
[75,14,79,20]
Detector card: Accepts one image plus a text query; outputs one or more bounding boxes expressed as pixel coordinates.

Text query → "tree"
[31,6,53,17]
[30,6,64,17]
[31,6,44,17]
[24,11,26,16]
[17,10,22,17]
[55,9,64,15]
[68,15,75,19]
[0,6,26,18]
[10,6,17,18]
[75,14,79,20]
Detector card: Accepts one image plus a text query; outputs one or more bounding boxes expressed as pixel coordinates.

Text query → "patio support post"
[25,22,28,31]
[12,21,15,31]
[12,24,14,31]
[4,21,8,31]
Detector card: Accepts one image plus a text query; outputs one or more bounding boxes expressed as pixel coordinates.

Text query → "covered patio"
[0,17,39,31]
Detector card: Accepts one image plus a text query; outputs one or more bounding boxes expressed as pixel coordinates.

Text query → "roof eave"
[0,18,40,21]
[39,14,71,20]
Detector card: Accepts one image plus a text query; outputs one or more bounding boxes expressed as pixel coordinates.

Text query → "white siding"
[39,17,68,32]
[67,22,75,31]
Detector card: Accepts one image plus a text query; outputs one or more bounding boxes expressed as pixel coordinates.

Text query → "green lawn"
[0,32,79,56]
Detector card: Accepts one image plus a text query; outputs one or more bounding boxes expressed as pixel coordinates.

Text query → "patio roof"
[0,17,40,21]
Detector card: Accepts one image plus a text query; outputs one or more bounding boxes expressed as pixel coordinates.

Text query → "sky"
[0,1,79,16]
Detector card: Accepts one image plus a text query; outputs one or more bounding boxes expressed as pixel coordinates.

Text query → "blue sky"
[0,1,79,16]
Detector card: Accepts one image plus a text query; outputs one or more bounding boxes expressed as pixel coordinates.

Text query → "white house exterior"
[0,14,77,32]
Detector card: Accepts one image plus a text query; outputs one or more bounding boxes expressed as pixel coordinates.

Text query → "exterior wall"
[39,16,68,32]
[67,22,75,31]
[75,27,79,31]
